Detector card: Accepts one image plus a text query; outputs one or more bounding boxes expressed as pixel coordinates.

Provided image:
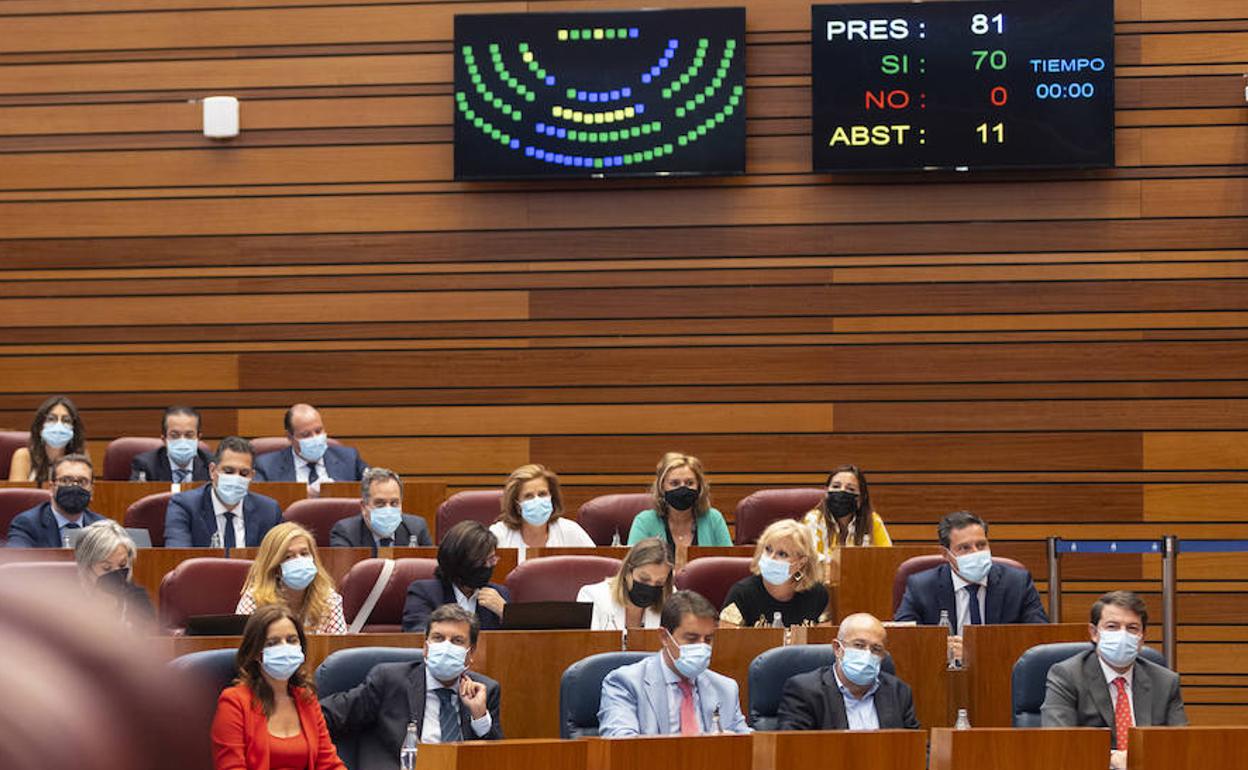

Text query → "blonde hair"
[650,452,711,519]
[498,463,564,530]
[74,519,135,580]
[240,522,337,631]
[609,537,674,610]
[752,519,824,591]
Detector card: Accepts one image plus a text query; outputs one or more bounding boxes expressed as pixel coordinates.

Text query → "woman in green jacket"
[627,451,732,564]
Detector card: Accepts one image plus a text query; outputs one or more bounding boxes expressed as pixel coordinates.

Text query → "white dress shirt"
[488,517,595,560]
[833,665,882,730]
[420,666,492,742]
[452,584,479,615]
[210,486,247,547]
[659,653,704,734]
[293,450,330,484]
[1098,655,1136,723]
[576,579,662,631]
[950,570,988,634]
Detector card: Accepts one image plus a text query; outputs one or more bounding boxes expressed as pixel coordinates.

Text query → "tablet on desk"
[500,601,594,630]
[65,527,152,549]
[184,614,250,637]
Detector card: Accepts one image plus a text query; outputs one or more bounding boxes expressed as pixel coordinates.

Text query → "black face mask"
[97,567,131,594]
[826,490,858,520]
[460,564,495,590]
[627,580,664,609]
[663,486,699,512]
[55,485,92,516]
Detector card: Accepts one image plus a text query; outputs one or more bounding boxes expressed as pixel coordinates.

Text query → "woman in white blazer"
[577,537,673,630]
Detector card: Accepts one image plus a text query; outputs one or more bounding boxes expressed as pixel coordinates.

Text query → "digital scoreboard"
[811,0,1114,172]
[454,8,746,180]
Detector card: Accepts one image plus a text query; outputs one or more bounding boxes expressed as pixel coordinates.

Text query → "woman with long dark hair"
[211,604,345,770]
[8,395,87,484]
[802,464,892,562]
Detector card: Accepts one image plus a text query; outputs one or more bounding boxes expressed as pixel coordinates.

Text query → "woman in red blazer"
[211,604,346,770]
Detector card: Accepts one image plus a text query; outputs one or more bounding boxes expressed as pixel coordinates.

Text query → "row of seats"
[0,485,827,547]
[1,552,1013,634]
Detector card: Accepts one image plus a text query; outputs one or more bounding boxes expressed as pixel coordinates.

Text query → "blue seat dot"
[613,155,624,165]
[664,49,674,60]
[622,87,632,98]
[525,146,535,157]
[545,75,556,86]
[535,149,546,159]
[547,126,557,136]
[659,58,669,68]
[510,139,520,149]
[557,128,567,138]
[669,39,678,48]
[635,103,645,114]
[577,91,587,100]
[641,74,651,84]
[650,66,660,77]
[536,122,546,132]
[630,28,639,38]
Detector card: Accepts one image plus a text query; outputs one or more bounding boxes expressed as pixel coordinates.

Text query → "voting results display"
[454,8,746,180]
[811,0,1114,172]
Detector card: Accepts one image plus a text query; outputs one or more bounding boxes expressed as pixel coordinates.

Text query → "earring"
[792,570,804,584]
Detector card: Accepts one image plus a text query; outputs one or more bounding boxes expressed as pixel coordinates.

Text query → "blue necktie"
[222,512,237,549]
[436,688,463,743]
[307,463,319,485]
[966,584,983,628]
[174,468,190,484]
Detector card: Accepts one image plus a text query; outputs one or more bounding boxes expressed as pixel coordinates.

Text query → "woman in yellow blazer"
[802,464,892,561]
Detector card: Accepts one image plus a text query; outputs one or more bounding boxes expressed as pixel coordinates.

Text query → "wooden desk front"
[1128,726,1248,770]
[930,727,1111,770]
[416,738,588,770]
[801,624,952,728]
[753,729,926,770]
[961,623,1089,726]
[587,733,752,770]
[829,545,942,620]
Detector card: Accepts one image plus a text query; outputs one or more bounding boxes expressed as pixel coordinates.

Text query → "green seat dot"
[537,69,546,79]
[570,30,580,40]
[729,95,740,106]
[695,94,706,105]
[676,107,686,118]
[493,98,503,109]
[723,104,734,116]
[605,29,616,39]
[661,89,672,99]
[473,117,484,128]
[715,113,725,123]
[618,28,628,38]
[680,74,690,85]
[609,131,619,141]
[512,112,521,121]
[456,92,466,102]
[594,158,604,168]
[641,124,652,135]
[712,78,723,89]
[630,127,641,138]
[643,150,654,161]
[699,38,709,47]
[519,43,529,52]
[726,39,736,49]
[525,93,536,102]
[697,125,707,136]
[678,136,688,146]
[502,104,512,114]
[465,110,475,120]
[663,143,673,154]
[735,85,745,95]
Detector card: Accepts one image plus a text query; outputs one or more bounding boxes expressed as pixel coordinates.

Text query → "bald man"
[253,403,369,484]
[777,613,920,731]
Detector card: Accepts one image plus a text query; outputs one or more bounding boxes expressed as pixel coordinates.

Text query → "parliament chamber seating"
[0,487,52,543]
[1011,641,1168,727]
[338,557,438,633]
[0,560,79,583]
[123,492,174,547]
[315,646,425,770]
[747,644,896,730]
[558,651,650,738]
[282,497,363,547]
[732,488,824,545]
[435,490,503,543]
[169,648,238,698]
[0,430,27,479]
[575,493,652,545]
[505,555,622,602]
[891,554,1028,615]
[674,556,753,609]
[159,557,252,633]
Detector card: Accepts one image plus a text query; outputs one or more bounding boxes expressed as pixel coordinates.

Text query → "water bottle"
[711,705,722,733]
[771,611,784,629]
[136,470,147,482]
[938,609,956,670]
[209,531,222,549]
[407,535,420,547]
[399,722,419,770]
[62,531,72,549]
[610,528,622,547]
[620,626,629,652]
[954,708,971,730]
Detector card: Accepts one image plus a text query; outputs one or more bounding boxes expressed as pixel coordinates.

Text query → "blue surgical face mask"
[280,555,317,591]
[368,505,402,539]
[665,630,712,680]
[297,433,328,463]
[838,645,882,686]
[425,640,469,682]
[955,549,993,584]
[261,643,304,680]
[519,495,553,527]
[166,437,197,467]
[1097,628,1141,668]
[41,421,74,449]
[214,472,250,507]
[758,554,792,586]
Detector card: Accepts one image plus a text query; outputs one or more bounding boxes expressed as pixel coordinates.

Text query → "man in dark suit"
[894,510,1047,664]
[163,436,282,548]
[402,521,509,632]
[129,405,212,483]
[329,466,432,548]
[321,604,502,769]
[778,612,920,731]
[1043,591,1186,770]
[253,403,368,484]
[6,454,104,548]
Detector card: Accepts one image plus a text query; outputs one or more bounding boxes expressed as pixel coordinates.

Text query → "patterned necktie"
[966,584,983,628]
[677,679,698,735]
[222,512,236,549]
[1112,676,1131,750]
[307,463,319,485]
[436,688,463,743]
[174,468,190,484]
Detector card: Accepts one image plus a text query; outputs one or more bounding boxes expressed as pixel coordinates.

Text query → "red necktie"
[677,679,698,735]
[1112,676,1131,750]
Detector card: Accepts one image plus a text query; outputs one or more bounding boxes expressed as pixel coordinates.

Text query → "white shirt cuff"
[470,711,492,737]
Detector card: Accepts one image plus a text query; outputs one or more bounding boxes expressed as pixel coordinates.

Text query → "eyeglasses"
[54,476,92,488]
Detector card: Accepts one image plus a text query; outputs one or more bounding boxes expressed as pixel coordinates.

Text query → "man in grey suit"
[598,590,750,736]
[778,613,920,731]
[329,467,432,548]
[1042,591,1186,770]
